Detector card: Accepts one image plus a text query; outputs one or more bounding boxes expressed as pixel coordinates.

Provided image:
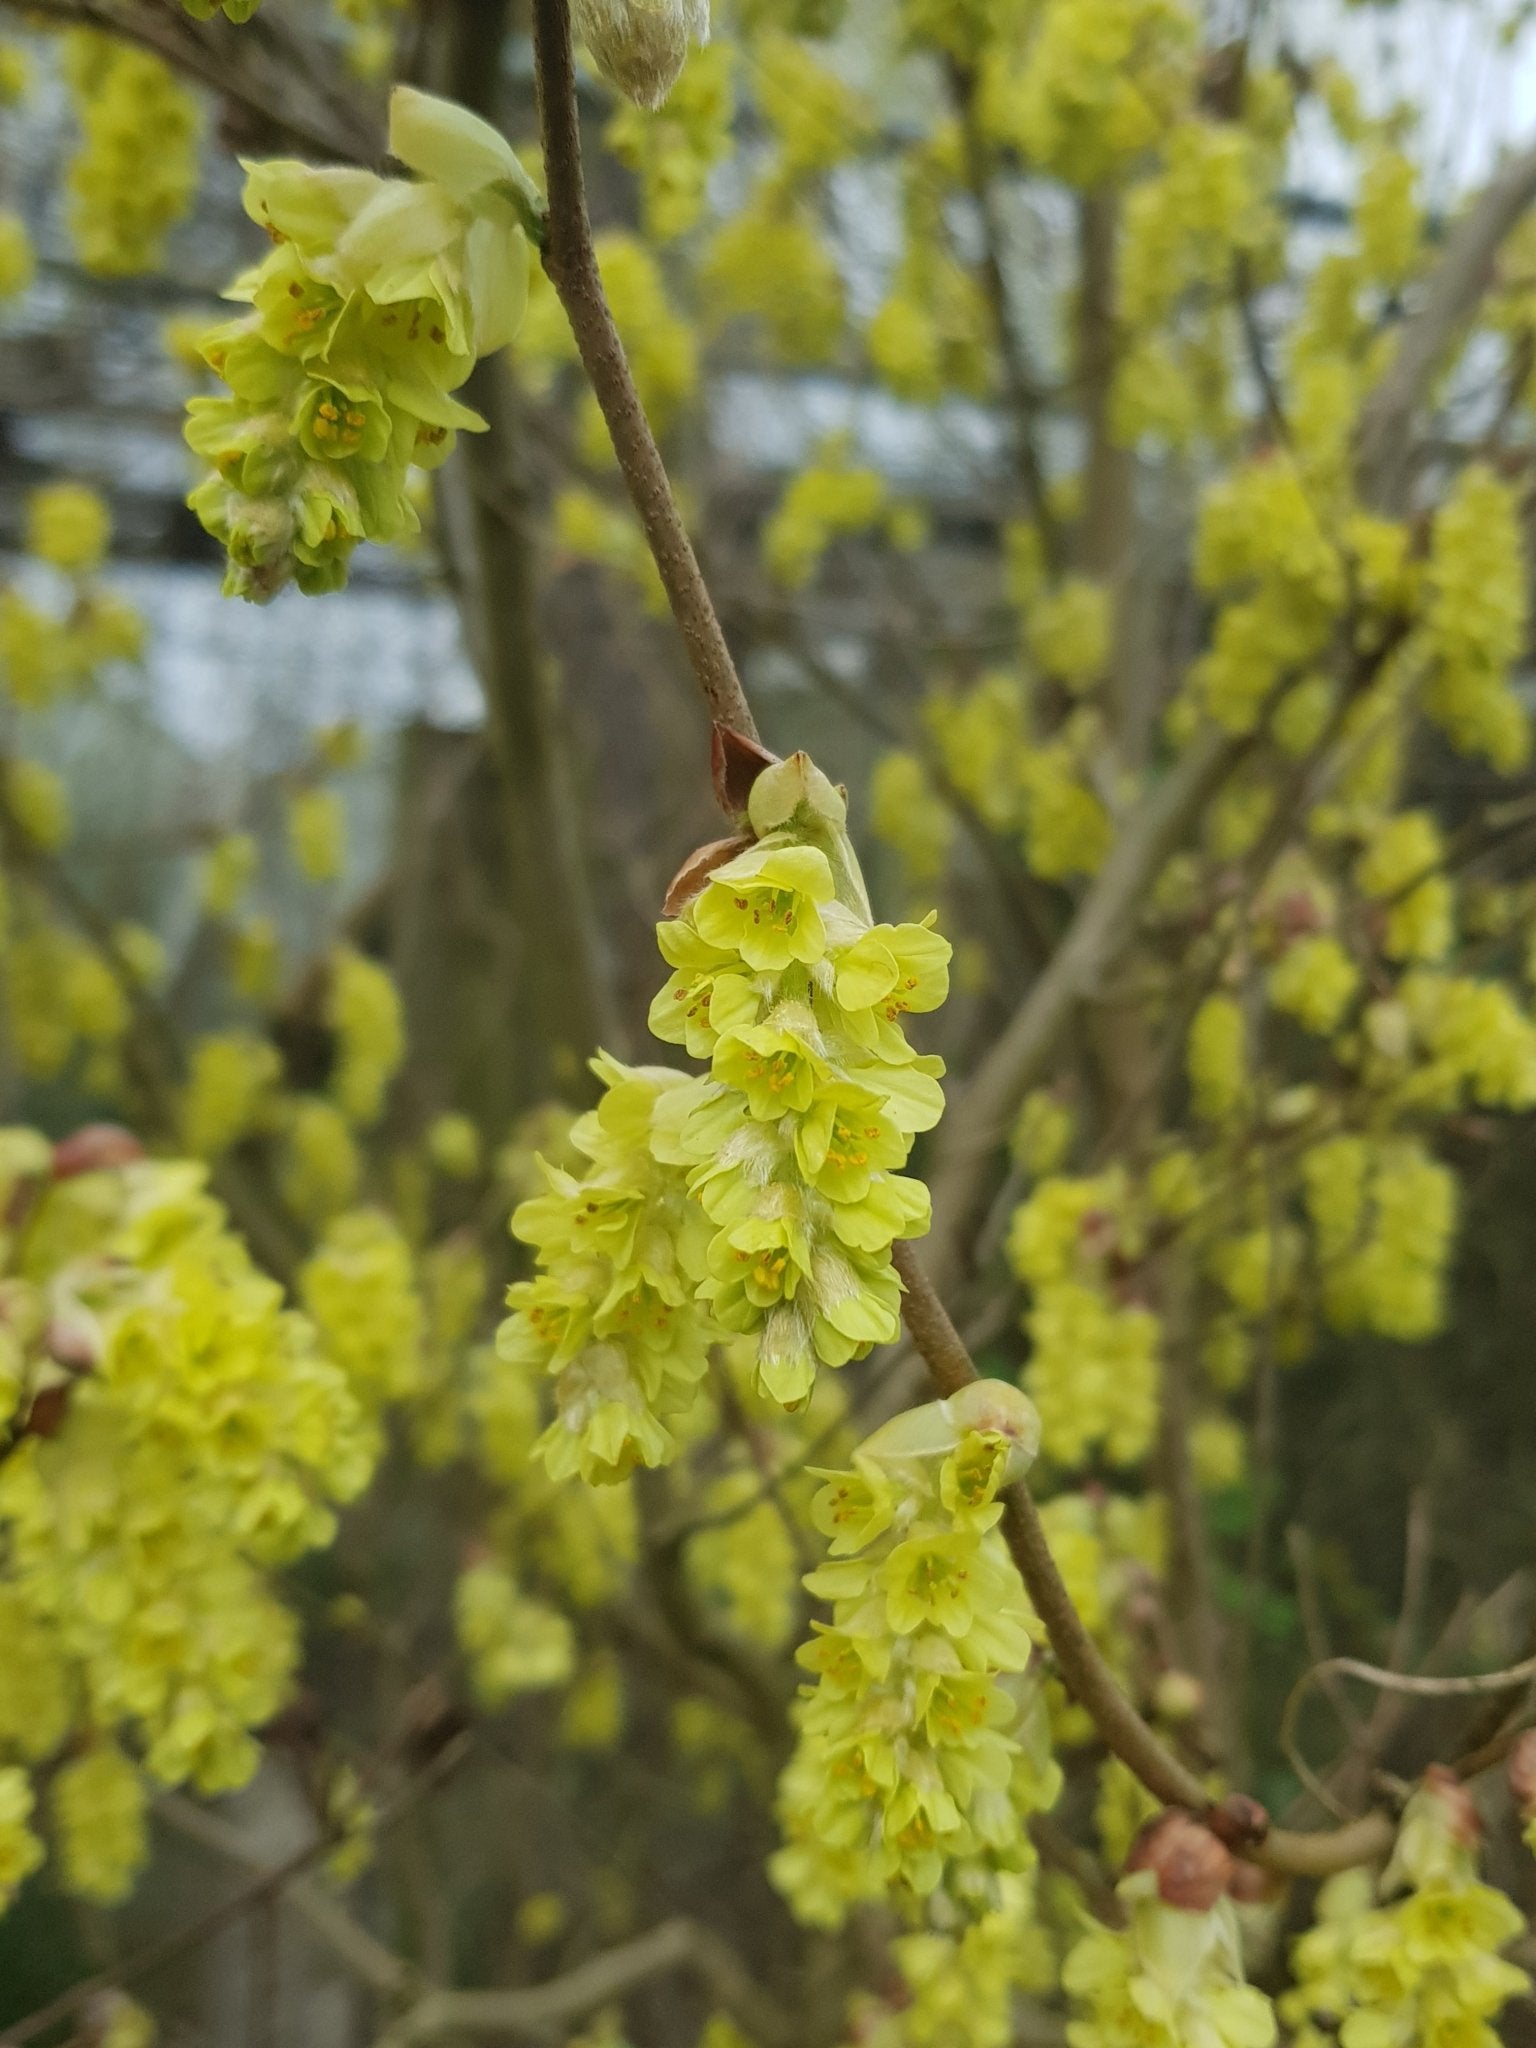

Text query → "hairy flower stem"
[890,1241,1396,1880]
[529,0,759,752]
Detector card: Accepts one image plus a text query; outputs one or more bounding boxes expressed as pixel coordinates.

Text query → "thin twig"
[529,0,758,749]
[0,1737,473,2046]
[373,1916,793,2048]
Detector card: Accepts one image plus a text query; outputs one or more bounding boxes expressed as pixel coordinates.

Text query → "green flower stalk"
[186,87,539,600]
[770,1382,1059,1926]
[496,1055,717,1485]
[651,752,950,1409]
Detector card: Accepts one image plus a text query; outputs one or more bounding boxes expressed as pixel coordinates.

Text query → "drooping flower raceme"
[0,1130,375,1908]
[770,1381,1058,1926]
[1063,1821,1276,2048]
[1282,1770,1530,2048]
[497,1054,717,1484]
[650,753,949,1410]
[187,87,537,599]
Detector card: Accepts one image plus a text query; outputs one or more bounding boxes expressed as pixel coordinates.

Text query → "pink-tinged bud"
[1508,1730,1536,1820]
[53,1124,145,1179]
[1421,1764,1481,1845]
[1126,1811,1235,1911]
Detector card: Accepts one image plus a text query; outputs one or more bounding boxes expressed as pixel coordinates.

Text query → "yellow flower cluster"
[62,32,201,276]
[1355,811,1453,964]
[763,440,920,589]
[1118,120,1270,331]
[289,786,346,883]
[1302,1134,1455,1341]
[498,1054,717,1483]
[28,482,111,574]
[327,946,405,1127]
[911,672,1110,883]
[1026,579,1111,693]
[301,1208,425,1413]
[753,31,869,177]
[1355,144,1422,289]
[771,1384,1055,1925]
[1396,972,1536,1112]
[1187,993,1247,1123]
[1284,1775,1529,2048]
[453,1556,574,1707]
[1269,935,1359,1036]
[869,751,955,890]
[1002,0,1194,188]
[846,1873,1055,2048]
[52,1742,146,1903]
[1422,465,1530,773]
[605,42,734,241]
[703,183,844,361]
[648,755,948,1408]
[1064,1865,1276,2048]
[0,1136,374,1910]
[180,1030,282,1159]
[1192,458,1346,734]
[1007,1174,1160,1468]
[2,488,145,709]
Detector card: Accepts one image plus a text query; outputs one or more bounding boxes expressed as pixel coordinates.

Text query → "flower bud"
[572,0,710,110]
[1125,1811,1234,1912]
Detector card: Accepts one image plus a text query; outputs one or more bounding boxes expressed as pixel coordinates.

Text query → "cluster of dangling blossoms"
[0,1123,374,1915]
[496,749,951,1482]
[770,1378,1057,1925]
[186,86,539,599]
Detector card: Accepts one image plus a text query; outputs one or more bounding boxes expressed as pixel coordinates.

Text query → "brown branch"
[529,0,759,752]
[891,1239,1398,1879]
[155,1795,412,2001]
[5,0,379,163]
[375,1917,793,2048]
[922,725,1244,1294]
[1356,132,1536,508]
